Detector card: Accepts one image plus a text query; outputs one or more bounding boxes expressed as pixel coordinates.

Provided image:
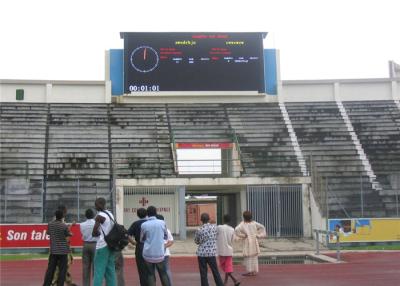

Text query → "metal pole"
[336,234,341,262]
[4,180,7,222]
[277,185,281,238]
[43,175,47,223]
[325,177,328,218]
[41,178,44,222]
[25,161,29,179]
[360,174,364,217]
[315,231,320,255]
[396,187,399,217]
[325,177,330,246]
[77,178,80,221]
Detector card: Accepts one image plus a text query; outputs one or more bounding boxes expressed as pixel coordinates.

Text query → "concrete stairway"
[279,102,309,176]
[336,100,381,190]
[285,102,385,218]
[343,100,400,217]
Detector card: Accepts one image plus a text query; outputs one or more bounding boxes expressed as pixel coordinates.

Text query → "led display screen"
[121,32,266,93]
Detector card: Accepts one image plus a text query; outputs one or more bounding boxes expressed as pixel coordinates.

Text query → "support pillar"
[115,184,124,224]
[178,186,186,240]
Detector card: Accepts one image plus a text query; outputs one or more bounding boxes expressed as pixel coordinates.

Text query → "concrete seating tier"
[313,174,385,218]
[43,104,112,221]
[285,101,383,217]
[343,100,400,216]
[0,103,47,180]
[226,103,302,177]
[2,101,398,222]
[47,104,110,180]
[167,104,232,142]
[0,104,47,223]
[110,104,175,179]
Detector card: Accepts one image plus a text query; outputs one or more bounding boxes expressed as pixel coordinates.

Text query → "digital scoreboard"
[121,32,266,93]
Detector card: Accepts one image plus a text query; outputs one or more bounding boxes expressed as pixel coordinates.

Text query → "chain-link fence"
[0,178,43,223]
[311,169,400,220]
[0,177,113,224]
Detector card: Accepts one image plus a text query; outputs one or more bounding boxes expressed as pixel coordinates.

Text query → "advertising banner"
[0,224,83,248]
[175,142,233,149]
[328,218,400,243]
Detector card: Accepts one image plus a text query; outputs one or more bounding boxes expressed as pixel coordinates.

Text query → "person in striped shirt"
[43,209,72,286]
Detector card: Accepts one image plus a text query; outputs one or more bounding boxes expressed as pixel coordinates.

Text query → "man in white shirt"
[92,197,116,286]
[217,214,240,286]
[80,208,97,286]
[156,214,174,284]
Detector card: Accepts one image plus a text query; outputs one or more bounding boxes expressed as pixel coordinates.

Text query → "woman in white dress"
[234,211,266,276]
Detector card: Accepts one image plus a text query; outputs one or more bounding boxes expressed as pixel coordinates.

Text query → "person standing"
[114,250,125,286]
[80,208,97,286]
[234,211,266,276]
[127,208,148,286]
[51,205,77,286]
[43,209,72,286]
[156,214,174,285]
[217,214,240,286]
[194,213,224,286]
[140,206,170,286]
[92,197,117,286]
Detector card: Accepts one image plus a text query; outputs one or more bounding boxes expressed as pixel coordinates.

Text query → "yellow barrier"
[328,218,400,243]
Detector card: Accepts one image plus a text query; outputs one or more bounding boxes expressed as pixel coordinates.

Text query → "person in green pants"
[92,197,116,286]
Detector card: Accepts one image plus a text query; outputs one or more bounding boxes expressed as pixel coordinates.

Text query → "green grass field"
[0,253,81,261]
[341,244,400,251]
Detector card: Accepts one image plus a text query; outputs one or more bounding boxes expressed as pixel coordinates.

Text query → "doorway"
[185,189,241,237]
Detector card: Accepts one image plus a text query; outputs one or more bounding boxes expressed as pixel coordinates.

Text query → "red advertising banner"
[0,224,83,248]
[176,142,233,149]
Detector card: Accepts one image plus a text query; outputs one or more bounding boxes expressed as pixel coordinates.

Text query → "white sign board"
[123,187,178,234]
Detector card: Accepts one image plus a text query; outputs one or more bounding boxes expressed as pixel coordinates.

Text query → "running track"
[1,252,399,285]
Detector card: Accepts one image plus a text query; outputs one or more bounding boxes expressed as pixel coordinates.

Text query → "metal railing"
[313,229,341,262]
[169,128,244,176]
[112,157,243,177]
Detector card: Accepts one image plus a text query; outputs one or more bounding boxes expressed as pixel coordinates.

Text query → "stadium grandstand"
[1,32,399,241]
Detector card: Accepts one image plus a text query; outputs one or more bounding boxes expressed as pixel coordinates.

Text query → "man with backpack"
[92,197,117,286]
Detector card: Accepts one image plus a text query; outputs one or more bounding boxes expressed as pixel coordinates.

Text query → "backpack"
[100,211,129,251]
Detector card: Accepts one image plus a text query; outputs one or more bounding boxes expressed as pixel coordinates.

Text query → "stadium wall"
[1,78,399,103]
[281,78,399,102]
[0,79,111,103]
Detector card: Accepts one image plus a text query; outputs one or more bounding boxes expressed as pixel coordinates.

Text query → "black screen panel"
[122,32,266,93]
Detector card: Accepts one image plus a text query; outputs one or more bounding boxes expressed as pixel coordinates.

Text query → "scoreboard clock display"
[121,32,266,93]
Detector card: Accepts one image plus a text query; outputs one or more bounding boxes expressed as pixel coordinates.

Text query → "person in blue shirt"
[140,206,170,286]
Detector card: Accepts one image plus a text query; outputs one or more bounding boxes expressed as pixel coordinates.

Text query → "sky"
[0,0,399,81]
